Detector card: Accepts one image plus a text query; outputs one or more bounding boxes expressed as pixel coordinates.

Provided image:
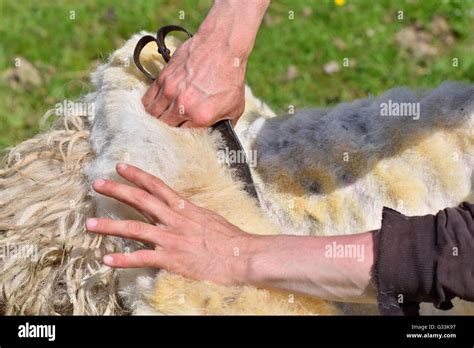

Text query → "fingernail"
[103,255,114,265]
[86,218,98,229]
[94,178,105,187]
[117,163,128,171]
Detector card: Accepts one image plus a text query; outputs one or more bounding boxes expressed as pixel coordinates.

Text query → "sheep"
[0,32,472,315]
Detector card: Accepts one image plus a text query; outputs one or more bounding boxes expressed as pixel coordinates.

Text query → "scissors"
[133,25,259,203]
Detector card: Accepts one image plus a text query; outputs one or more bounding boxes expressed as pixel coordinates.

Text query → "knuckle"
[162,85,176,100]
[175,96,188,111]
[192,110,214,127]
[140,252,155,266]
[127,221,144,238]
[157,74,167,86]
[146,103,158,116]
[134,189,151,203]
[150,177,165,192]
[170,215,185,228]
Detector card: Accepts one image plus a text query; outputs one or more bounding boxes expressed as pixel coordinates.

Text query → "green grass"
[0,0,473,148]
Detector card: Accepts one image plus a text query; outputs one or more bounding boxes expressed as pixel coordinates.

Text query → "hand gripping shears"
[133,25,259,203]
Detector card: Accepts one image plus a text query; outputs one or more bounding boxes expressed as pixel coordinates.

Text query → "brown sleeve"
[372,202,474,315]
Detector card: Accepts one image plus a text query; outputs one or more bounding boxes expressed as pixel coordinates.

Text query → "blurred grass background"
[0,0,473,148]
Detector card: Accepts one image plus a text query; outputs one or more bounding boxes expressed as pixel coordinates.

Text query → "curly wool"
[0,113,124,315]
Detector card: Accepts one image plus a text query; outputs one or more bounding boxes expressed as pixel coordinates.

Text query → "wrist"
[197,0,270,60]
[234,232,377,303]
[236,234,289,286]
[227,234,275,286]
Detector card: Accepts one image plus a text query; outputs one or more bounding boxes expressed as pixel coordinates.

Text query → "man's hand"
[87,163,376,302]
[86,163,258,286]
[142,34,246,128]
[141,0,270,127]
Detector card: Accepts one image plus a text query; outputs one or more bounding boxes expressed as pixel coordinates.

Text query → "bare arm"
[86,164,377,303]
[142,0,270,127]
[241,232,377,303]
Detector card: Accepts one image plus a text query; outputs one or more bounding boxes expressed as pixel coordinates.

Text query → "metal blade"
[211,120,259,203]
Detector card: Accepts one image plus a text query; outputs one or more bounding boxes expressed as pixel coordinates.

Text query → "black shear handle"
[133,25,192,81]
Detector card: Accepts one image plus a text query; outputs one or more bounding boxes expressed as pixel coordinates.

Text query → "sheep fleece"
[2,32,473,315]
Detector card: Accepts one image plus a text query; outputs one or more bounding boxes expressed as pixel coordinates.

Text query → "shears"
[133,25,259,203]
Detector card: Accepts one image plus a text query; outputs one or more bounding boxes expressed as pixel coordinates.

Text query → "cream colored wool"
[0,33,333,315]
[84,33,334,315]
[0,114,123,315]
[1,32,473,315]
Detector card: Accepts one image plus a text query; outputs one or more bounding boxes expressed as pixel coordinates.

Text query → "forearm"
[237,232,377,303]
[196,0,270,59]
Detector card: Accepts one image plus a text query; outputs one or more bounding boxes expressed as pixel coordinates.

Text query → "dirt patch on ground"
[2,57,42,91]
[395,16,456,62]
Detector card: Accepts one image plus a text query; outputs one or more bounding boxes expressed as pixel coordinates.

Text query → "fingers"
[115,163,183,208]
[142,80,161,108]
[92,178,173,225]
[86,217,167,246]
[102,249,173,269]
[145,89,172,118]
[159,101,188,127]
[180,121,193,128]
[144,68,183,119]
